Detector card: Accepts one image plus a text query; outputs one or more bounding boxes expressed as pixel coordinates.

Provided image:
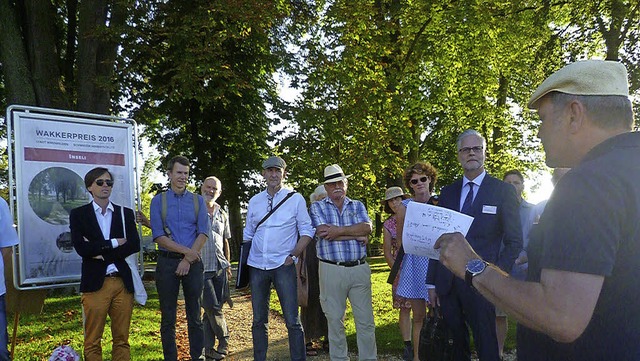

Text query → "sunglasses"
[95,179,114,187]
[410,176,429,185]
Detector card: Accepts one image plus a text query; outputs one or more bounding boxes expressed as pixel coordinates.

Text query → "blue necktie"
[461,182,474,214]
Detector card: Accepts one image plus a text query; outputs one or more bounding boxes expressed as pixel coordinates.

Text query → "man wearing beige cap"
[433,59,640,360]
[243,155,315,361]
[309,164,377,361]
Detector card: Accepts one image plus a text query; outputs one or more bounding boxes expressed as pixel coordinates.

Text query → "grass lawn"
[270,256,518,355]
[8,286,165,360]
[10,256,516,359]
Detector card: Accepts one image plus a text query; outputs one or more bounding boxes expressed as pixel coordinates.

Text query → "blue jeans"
[0,295,9,361]
[250,263,306,361]
[156,256,204,361]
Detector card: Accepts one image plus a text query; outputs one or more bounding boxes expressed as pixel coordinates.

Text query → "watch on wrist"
[465,259,487,288]
[289,254,298,264]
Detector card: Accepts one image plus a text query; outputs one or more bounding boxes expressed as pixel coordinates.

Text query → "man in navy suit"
[70,167,140,361]
[427,129,522,361]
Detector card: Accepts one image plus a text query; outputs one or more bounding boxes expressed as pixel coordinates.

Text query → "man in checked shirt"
[309,164,376,361]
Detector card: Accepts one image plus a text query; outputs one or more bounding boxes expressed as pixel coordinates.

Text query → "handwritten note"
[402,202,474,260]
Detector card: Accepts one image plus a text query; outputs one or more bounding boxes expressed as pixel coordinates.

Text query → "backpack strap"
[161,191,201,237]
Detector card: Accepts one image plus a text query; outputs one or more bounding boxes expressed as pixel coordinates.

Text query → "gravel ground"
[165,267,517,361]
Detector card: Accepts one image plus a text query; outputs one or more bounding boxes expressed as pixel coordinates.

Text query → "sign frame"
[6,105,142,290]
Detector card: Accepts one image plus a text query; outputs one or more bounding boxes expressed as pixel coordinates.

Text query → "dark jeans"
[156,256,204,361]
[0,295,9,361]
[250,263,306,361]
[202,269,229,351]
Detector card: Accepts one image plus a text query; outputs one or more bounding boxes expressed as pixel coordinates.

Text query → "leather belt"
[158,250,184,259]
[319,257,367,267]
[105,271,120,278]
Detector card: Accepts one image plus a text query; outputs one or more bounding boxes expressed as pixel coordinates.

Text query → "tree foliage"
[280,0,640,230]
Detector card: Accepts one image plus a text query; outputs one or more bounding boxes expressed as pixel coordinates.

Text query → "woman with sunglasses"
[393,161,438,361]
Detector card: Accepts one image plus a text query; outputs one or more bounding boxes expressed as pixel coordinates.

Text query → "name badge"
[482,205,497,214]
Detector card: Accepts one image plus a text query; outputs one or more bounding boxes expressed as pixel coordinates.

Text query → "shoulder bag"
[235,191,297,289]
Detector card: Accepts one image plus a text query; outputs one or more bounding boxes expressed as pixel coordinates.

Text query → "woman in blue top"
[394,161,438,361]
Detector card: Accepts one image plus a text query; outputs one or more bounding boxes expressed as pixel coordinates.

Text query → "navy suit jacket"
[70,203,140,293]
[427,174,522,295]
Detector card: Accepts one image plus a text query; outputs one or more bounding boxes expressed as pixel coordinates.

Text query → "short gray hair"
[547,92,633,130]
[456,129,487,150]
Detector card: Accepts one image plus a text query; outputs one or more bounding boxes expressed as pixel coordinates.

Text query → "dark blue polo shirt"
[518,132,640,361]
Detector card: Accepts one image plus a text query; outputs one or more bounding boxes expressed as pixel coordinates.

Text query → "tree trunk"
[77,0,106,113]
[0,0,36,105]
[23,0,68,109]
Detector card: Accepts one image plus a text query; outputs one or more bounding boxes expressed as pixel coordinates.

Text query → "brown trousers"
[81,277,134,361]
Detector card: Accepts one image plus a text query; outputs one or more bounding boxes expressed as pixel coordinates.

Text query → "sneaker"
[402,343,413,361]
[217,338,229,355]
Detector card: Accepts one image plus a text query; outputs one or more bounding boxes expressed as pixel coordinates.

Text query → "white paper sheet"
[402,202,474,260]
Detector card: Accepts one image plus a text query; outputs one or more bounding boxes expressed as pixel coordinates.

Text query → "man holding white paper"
[426,130,522,361]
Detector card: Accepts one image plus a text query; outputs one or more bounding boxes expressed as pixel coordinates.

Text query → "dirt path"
[175,287,339,361]
[174,284,405,361]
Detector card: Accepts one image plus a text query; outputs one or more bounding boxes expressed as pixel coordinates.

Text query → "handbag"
[295,248,308,307]
[121,206,148,305]
[235,191,297,290]
[418,306,454,361]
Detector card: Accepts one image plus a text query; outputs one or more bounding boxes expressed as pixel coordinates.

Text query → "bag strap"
[255,191,296,231]
[121,205,127,239]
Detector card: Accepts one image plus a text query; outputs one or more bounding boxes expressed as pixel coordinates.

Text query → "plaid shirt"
[310,196,371,262]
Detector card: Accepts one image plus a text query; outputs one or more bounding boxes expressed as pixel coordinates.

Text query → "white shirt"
[243,187,315,270]
[0,199,19,296]
[459,170,487,211]
[92,201,120,275]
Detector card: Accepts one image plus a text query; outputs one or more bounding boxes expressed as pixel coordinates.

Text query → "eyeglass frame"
[458,146,484,154]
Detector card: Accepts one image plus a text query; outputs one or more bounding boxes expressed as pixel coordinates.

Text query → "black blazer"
[427,175,522,295]
[70,202,140,293]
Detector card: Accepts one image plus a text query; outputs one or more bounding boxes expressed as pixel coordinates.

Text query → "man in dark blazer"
[427,130,522,361]
[70,167,140,361]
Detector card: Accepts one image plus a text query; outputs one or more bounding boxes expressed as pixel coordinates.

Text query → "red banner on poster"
[24,147,125,166]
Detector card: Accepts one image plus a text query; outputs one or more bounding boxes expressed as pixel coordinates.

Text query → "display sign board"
[6,105,139,289]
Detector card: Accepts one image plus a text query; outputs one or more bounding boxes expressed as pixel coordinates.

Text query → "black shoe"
[205,348,225,360]
[402,343,413,361]
[217,338,229,355]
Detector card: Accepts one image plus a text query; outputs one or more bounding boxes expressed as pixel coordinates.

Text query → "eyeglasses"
[267,196,273,212]
[410,176,429,185]
[95,179,114,187]
[458,146,483,154]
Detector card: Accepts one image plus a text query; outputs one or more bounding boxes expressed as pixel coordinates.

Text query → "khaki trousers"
[81,277,134,361]
[319,261,377,361]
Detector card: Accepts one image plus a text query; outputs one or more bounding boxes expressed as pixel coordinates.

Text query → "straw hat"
[384,186,405,201]
[323,164,352,184]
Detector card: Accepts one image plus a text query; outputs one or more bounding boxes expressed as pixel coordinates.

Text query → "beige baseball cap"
[527,60,629,109]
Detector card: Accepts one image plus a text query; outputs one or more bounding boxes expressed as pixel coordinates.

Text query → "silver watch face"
[466,259,486,274]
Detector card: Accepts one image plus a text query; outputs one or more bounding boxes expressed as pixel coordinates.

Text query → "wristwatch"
[465,259,487,288]
[289,254,298,264]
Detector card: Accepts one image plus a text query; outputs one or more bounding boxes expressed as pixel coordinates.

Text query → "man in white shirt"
[243,156,314,361]
[0,197,18,361]
[70,167,141,361]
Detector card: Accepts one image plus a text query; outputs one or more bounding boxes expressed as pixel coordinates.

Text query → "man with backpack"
[150,155,209,361]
